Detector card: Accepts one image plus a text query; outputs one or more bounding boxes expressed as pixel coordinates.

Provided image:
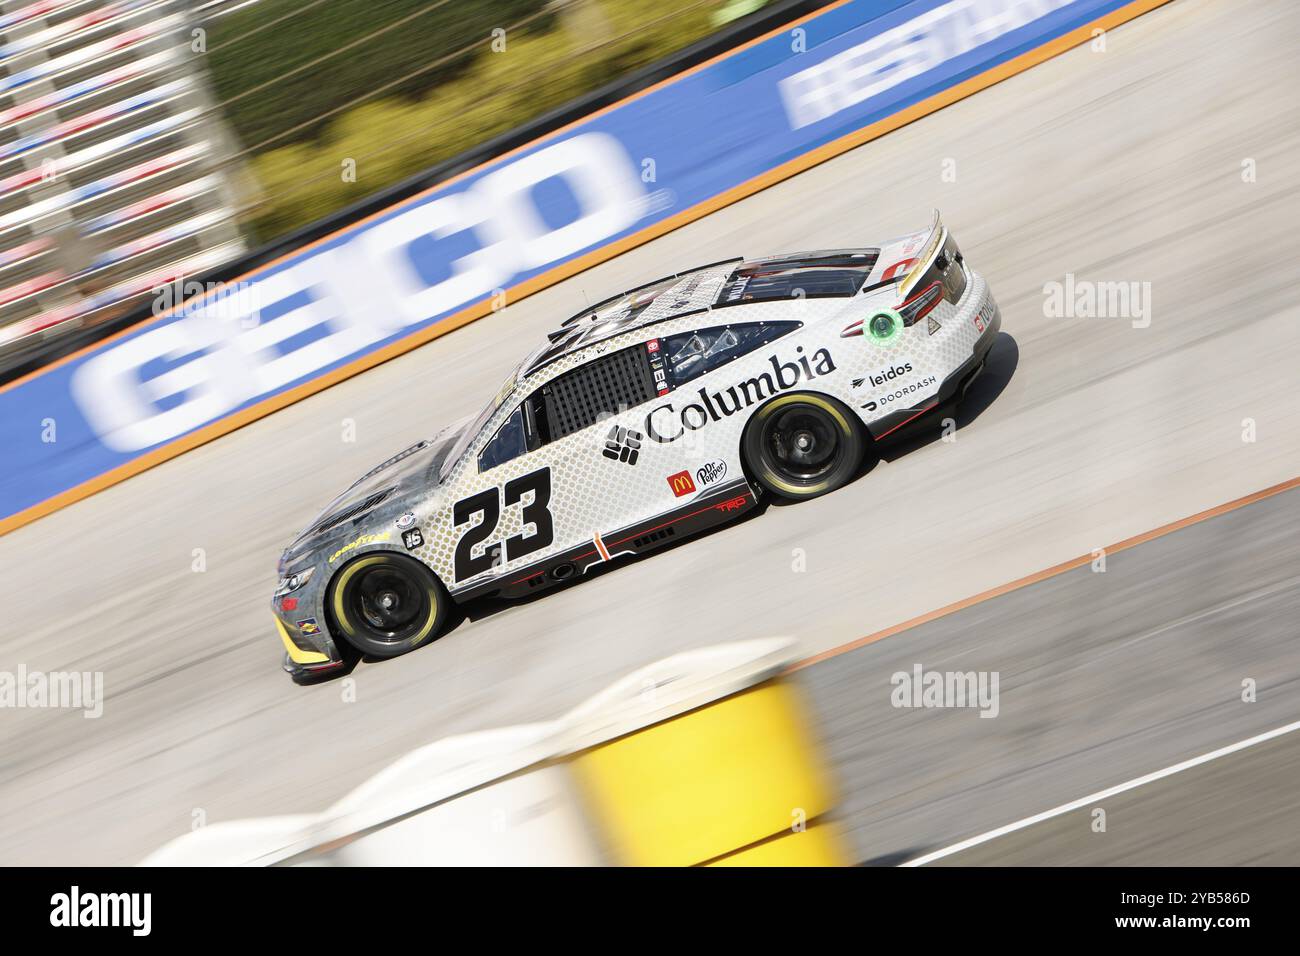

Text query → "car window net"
[541,346,657,440]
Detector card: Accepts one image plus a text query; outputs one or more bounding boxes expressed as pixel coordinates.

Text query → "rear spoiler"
[898,209,947,300]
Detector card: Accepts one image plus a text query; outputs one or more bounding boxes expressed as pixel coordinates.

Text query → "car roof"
[519,258,740,379]
[518,248,878,380]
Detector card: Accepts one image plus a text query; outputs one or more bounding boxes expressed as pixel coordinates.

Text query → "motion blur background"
[0,0,776,379]
[1,0,1298,867]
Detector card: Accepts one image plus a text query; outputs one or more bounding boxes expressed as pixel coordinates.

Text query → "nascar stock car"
[273,212,1001,682]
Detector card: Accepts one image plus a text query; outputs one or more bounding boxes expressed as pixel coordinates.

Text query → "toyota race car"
[273,212,1002,683]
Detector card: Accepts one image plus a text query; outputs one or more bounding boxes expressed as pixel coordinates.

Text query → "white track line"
[900,718,1300,866]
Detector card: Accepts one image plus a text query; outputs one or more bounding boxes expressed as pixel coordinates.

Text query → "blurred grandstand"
[0,0,809,381]
[0,0,254,376]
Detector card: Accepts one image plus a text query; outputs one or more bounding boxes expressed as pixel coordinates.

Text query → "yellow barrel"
[570,678,847,866]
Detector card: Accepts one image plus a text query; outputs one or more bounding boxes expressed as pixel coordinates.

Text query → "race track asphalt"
[800,481,1300,866]
[925,726,1300,866]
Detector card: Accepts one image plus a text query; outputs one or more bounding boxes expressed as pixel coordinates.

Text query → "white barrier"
[141,638,844,867]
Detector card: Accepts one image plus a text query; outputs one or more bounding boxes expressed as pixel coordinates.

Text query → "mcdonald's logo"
[666,470,696,497]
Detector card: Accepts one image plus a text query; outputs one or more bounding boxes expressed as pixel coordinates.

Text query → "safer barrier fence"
[0,0,1167,533]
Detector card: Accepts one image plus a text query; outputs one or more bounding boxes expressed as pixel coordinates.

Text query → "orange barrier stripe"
[0,0,1174,538]
[791,474,1300,672]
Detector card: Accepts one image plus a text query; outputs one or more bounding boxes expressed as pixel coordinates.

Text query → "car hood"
[278,417,470,571]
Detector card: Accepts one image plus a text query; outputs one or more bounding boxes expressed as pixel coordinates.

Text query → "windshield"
[437,362,521,483]
[438,395,498,484]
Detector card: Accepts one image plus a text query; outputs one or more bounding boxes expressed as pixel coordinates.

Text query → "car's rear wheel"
[328,552,449,658]
[742,392,865,500]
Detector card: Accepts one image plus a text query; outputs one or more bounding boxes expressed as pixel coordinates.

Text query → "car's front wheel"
[742,392,865,500]
[327,552,449,658]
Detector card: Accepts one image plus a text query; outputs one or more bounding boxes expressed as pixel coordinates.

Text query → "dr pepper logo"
[667,470,696,497]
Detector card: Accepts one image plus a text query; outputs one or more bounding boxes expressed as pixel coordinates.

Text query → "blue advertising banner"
[0,0,1149,529]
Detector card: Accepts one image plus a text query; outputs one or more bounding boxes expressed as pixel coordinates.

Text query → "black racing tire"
[327,552,449,659]
[742,392,865,500]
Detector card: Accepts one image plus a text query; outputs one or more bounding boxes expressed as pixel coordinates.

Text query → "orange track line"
[0,0,1175,538]
[790,475,1300,672]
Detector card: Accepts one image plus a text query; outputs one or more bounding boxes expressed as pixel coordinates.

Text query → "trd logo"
[602,425,642,465]
[667,470,696,497]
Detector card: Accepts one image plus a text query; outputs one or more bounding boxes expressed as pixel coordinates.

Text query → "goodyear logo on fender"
[329,531,391,564]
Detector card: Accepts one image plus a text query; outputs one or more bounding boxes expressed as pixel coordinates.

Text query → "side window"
[477,405,529,472]
[664,322,799,387]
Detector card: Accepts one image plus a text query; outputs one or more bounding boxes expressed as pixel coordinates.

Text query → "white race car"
[273,211,1001,682]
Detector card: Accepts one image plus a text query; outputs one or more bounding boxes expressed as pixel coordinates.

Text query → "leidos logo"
[646,347,836,443]
[853,363,913,388]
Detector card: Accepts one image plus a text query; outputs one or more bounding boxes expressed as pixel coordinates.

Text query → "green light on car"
[868,308,903,343]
